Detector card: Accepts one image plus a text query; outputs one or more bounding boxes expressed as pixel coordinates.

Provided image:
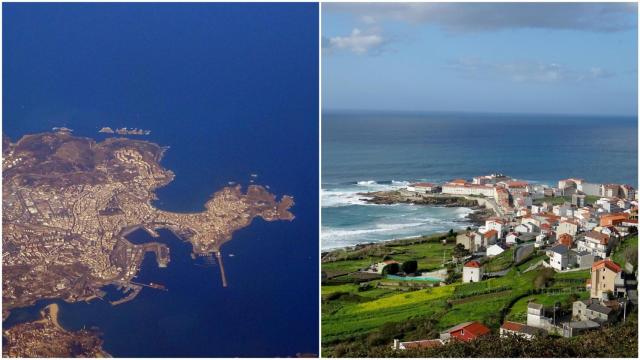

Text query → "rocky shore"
[358,190,494,226]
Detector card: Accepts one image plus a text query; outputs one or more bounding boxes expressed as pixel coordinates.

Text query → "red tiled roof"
[501,321,524,332]
[464,260,482,268]
[484,230,498,238]
[585,231,610,244]
[451,179,467,184]
[507,181,528,188]
[592,259,622,273]
[450,322,491,342]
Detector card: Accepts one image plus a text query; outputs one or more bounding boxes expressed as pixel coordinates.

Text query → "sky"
[322,2,638,116]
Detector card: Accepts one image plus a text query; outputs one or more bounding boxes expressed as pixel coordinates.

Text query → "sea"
[3,3,318,357]
[322,111,638,250]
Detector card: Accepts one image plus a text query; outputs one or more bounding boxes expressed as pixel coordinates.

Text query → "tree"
[452,243,470,262]
[448,229,455,237]
[401,260,418,274]
[533,268,555,289]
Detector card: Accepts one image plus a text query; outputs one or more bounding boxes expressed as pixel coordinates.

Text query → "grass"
[611,235,638,269]
[483,248,514,272]
[322,238,592,348]
[322,241,455,274]
[507,291,590,323]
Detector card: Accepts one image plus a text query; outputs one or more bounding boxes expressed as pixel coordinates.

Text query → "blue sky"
[322,2,638,116]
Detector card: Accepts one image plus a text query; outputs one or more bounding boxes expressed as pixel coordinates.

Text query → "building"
[462,260,483,283]
[440,322,491,342]
[599,213,630,227]
[406,182,440,194]
[601,184,621,198]
[442,181,496,197]
[506,232,519,245]
[572,251,595,269]
[485,218,506,237]
[591,259,623,299]
[456,232,476,252]
[572,194,586,207]
[557,220,579,237]
[481,229,498,247]
[572,299,618,324]
[487,244,506,257]
[549,244,569,271]
[392,338,444,350]
[562,321,600,338]
[526,302,547,328]
[578,231,612,258]
[500,321,545,339]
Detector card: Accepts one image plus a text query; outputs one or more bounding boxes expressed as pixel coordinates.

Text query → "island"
[2,130,295,319]
[2,303,110,357]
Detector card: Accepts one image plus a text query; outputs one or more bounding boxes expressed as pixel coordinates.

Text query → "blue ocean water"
[322,111,638,249]
[3,3,318,356]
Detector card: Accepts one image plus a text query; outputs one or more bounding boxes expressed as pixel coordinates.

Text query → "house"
[601,184,621,198]
[500,321,545,339]
[515,223,538,234]
[557,220,579,237]
[572,193,586,207]
[456,232,476,252]
[392,338,444,350]
[572,251,595,269]
[442,181,496,197]
[590,259,623,299]
[506,181,530,197]
[440,321,491,342]
[578,231,612,258]
[548,244,569,271]
[462,260,483,283]
[527,303,547,328]
[562,320,600,338]
[482,230,498,246]
[506,232,519,245]
[487,244,506,257]
[406,182,440,194]
[485,218,506,237]
[572,299,618,324]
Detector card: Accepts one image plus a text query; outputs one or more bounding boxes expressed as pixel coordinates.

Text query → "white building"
[506,232,519,245]
[462,260,483,283]
[487,244,506,257]
[577,231,611,258]
[442,181,496,197]
[557,220,579,237]
[485,218,506,237]
[549,244,569,271]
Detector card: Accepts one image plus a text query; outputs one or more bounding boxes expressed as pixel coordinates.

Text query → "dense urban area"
[322,174,638,357]
[2,130,295,356]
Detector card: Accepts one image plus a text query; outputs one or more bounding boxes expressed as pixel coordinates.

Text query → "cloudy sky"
[322,2,638,116]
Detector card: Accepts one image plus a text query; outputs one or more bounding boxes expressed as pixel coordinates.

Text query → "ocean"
[3,3,318,356]
[322,111,638,250]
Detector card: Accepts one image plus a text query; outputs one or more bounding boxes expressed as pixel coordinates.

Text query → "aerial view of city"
[321,2,638,357]
[2,2,318,357]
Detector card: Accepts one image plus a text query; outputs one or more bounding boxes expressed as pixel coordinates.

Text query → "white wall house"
[506,232,519,245]
[442,183,496,197]
[462,260,483,283]
[557,220,579,237]
[549,245,569,271]
[487,244,506,257]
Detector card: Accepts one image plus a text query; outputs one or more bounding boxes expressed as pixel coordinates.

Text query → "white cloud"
[324,28,385,55]
[325,2,636,33]
[448,58,614,83]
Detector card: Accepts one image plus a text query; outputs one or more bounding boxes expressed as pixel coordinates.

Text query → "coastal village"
[321,173,638,356]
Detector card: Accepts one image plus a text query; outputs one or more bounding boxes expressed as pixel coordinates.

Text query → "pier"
[216,251,228,287]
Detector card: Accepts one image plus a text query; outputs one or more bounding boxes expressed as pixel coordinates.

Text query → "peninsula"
[2,303,110,357]
[2,130,295,318]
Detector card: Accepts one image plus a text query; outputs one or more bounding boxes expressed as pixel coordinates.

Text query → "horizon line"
[322,108,638,118]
